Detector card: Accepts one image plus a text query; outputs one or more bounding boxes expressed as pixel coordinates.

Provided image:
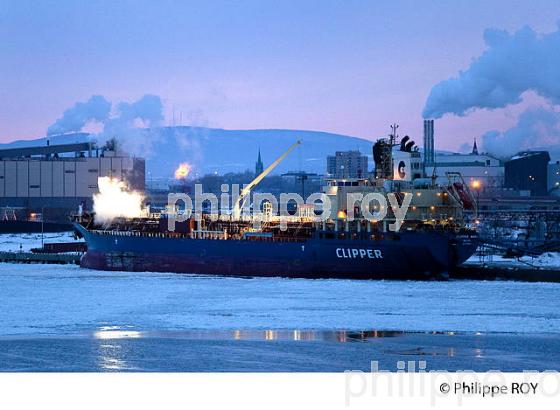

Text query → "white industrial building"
[426,153,504,190]
[0,140,145,219]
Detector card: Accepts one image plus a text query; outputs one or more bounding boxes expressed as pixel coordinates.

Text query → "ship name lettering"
[336,248,383,259]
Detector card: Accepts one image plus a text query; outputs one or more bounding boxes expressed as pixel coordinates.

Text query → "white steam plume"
[423,23,560,119]
[482,107,560,157]
[47,95,111,135]
[47,94,165,157]
[103,94,165,156]
[93,177,145,224]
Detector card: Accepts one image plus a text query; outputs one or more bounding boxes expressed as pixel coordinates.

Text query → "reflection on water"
[94,329,144,339]
[90,327,469,343]
[94,326,142,370]
[90,326,484,369]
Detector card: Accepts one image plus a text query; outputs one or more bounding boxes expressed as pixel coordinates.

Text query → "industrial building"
[422,120,504,190]
[426,151,504,190]
[504,151,550,196]
[0,140,145,220]
[326,150,368,179]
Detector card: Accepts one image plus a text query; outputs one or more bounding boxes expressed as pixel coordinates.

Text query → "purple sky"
[0,0,558,151]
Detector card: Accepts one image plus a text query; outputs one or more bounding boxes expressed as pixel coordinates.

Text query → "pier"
[0,251,81,265]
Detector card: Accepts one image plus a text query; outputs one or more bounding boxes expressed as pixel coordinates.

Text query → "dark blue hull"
[74,224,478,280]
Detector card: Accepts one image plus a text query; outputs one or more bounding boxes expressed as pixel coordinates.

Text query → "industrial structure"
[504,151,550,196]
[423,119,435,168]
[426,152,504,190]
[548,160,560,195]
[0,140,145,221]
[422,122,504,190]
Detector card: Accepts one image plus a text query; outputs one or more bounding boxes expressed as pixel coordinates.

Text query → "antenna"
[389,123,399,146]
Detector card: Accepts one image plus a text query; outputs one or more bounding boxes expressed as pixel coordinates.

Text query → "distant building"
[327,150,368,179]
[425,140,504,190]
[255,149,264,177]
[471,138,479,155]
[549,161,560,196]
[0,140,145,219]
[504,151,550,196]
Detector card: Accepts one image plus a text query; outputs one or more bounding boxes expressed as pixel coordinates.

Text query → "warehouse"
[0,140,145,221]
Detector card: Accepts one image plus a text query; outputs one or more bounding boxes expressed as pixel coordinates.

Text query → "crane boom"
[232,140,302,219]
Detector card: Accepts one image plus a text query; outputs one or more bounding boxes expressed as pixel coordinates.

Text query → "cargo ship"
[75,129,479,279]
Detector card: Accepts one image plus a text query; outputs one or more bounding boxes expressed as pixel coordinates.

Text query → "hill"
[0,127,375,178]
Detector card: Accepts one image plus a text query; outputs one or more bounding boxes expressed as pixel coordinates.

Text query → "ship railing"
[89,229,231,240]
[90,229,193,239]
[190,230,228,240]
[242,235,308,243]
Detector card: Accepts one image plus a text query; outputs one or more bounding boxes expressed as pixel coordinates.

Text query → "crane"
[232,140,302,219]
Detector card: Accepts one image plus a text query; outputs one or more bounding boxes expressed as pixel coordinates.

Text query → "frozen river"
[1,264,560,336]
[1,260,560,371]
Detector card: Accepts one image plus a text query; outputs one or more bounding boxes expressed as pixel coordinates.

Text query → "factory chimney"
[423,119,435,170]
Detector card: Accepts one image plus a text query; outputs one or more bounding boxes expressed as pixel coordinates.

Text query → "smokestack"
[423,119,435,168]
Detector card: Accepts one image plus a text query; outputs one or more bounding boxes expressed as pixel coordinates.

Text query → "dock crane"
[232,140,302,219]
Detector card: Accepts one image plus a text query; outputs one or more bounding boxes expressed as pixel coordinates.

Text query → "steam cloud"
[47,94,165,157]
[47,95,111,135]
[423,24,560,119]
[482,107,560,157]
[93,177,145,224]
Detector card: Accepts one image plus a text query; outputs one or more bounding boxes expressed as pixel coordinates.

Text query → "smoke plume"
[47,95,111,135]
[482,107,560,157]
[423,23,560,119]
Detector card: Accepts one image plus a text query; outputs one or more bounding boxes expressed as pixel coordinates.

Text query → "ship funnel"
[400,135,410,151]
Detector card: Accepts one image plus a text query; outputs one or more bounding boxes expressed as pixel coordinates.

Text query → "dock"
[452,256,560,282]
[0,251,81,265]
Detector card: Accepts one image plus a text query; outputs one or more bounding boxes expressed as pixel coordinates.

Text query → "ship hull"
[75,224,478,280]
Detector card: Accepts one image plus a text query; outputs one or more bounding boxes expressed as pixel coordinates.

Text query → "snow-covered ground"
[0,232,83,253]
[1,263,559,337]
[465,252,560,269]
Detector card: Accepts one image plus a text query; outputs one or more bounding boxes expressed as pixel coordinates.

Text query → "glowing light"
[471,180,481,189]
[337,210,347,219]
[93,177,145,224]
[174,163,191,179]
